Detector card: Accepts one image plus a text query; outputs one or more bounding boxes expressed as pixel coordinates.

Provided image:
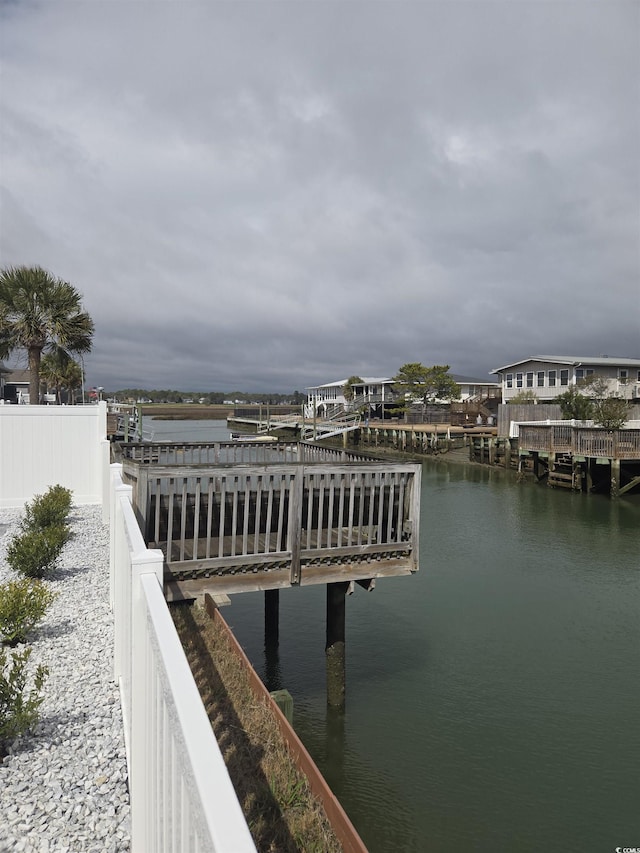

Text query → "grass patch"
[171,602,343,853]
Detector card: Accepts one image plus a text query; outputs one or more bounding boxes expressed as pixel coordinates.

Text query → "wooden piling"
[611,459,620,499]
[326,581,349,709]
[504,439,512,470]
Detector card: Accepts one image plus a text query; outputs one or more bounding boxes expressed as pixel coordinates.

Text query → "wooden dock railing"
[118,441,421,597]
[116,439,367,466]
[518,425,640,459]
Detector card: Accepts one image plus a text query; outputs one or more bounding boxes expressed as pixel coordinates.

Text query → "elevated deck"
[517,424,640,496]
[116,440,421,600]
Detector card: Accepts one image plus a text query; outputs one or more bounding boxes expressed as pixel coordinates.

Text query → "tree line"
[110,389,307,405]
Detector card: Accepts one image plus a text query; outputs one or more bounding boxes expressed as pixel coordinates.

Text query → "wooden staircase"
[256,406,361,440]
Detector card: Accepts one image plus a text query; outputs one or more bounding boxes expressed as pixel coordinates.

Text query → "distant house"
[450,374,501,403]
[1,368,31,404]
[306,378,397,419]
[491,355,640,403]
[0,367,61,404]
[307,372,501,419]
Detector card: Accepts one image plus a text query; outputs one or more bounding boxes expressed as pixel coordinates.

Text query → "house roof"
[451,373,499,386]
[3,368,31,384]
[309,373,500,390]
[491,355,640,374]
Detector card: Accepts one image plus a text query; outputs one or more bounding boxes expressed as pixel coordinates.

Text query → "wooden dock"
[116,438,421,708]
[229,411,362,441]
[356,421,496,453]
[117,440,421,600]
[517,424,640,496]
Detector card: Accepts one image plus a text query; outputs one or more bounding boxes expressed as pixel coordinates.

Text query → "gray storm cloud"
[1,1,638,392]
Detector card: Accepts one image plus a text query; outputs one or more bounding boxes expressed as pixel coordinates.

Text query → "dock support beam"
[611,459,620,499]
[265,589,279,648]
[326,581,349,710]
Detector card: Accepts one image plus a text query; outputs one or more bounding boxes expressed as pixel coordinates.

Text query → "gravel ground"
[0,505,131,853]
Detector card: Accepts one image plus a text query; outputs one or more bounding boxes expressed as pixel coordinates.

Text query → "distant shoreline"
[142,404,234,420]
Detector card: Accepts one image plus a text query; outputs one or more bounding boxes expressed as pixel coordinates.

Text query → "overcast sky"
[1,1,638,393]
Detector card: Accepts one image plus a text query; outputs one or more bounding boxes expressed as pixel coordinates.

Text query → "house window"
[537,371,545,387]
[516,373,523,388]
[576,368,595,385]
[560,369,569,386]
[506,373,513,389]
[526,372,534,388]
[637,370,640,382]
[619,369,628,384]
[548,370,556,387]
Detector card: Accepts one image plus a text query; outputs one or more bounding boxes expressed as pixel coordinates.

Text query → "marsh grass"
[171,602,343,853]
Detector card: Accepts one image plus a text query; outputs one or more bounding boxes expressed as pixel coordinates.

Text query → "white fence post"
[101,438,112,524]
[109,464,126,612]
[130,549,165,853]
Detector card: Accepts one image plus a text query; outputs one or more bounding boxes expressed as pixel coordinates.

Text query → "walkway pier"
[229,408,362,441]
[354,421,496,454]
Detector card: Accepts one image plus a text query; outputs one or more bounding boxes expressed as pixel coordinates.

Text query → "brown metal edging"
[203,594,369,853]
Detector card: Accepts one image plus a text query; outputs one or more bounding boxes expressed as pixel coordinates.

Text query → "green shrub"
[6,525,71,579]
[0,646,48,757]
[0,579,58,646]
[22,485,73,531]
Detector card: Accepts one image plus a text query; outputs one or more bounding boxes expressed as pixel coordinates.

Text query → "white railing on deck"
[110,463,256,853]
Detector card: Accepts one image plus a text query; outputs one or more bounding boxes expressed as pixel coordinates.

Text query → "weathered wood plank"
[165,571,294,600]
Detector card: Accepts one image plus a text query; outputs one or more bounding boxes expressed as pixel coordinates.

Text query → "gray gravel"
[0,505,130,853]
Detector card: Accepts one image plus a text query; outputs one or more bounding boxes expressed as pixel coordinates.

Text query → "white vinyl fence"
[0,402,110,508]
[110,464,256,853]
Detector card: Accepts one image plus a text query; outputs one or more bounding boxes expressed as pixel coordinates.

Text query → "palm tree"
[0,266,94,404]
[41,352,83,404]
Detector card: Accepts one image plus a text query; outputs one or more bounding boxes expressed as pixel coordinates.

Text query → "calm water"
[148,418,640,852]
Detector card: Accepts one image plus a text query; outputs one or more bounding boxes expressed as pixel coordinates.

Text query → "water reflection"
[231,456,640,852]
[264,636,283,693]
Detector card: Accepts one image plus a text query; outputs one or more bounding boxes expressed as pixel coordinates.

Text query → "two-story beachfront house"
[306,378,397,419]
[307,373,501,419]
[491,355,640,403]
